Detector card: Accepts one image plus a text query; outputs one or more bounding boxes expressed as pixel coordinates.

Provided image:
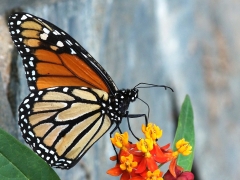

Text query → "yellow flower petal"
[175,138,192,156]
[119,154,137,173]
[120,164,126,170]
[142,124,147,133]
[146,169,163,180]
[111,132,129,149]
[142,123,163,141]
[136,138,153,154]
[132,162,138,168]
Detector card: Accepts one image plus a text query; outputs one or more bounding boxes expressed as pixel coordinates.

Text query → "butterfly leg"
[125,111,148,141]
[117,126,123,134]
[109,122,121,163]
[126,112,148,126]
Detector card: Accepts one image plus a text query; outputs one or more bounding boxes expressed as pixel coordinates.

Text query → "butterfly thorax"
[107,88,138,122]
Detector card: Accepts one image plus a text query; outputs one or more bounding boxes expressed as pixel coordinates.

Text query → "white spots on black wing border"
[40,33,48,40]
[81,52,87,58]
[18,87,74,168]
[26,14,33,18]
[43,27,50,34]
[29,86,35,90]
[63,87,69,92]
[26,104,30,109]
[53,30,61,35]
[70,48,76,54]
[38,91,43,95]
[20,14,28,20]
[25,48,30,52]
[56,41,64,47]
[22,55,37,83]
[32,70,36,76]
[65,39,73,46]
[47,87,58,90]
[8,13,44,90]
[28,61,34,67]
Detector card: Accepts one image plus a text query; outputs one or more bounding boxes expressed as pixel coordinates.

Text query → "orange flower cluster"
[107,123,193,180]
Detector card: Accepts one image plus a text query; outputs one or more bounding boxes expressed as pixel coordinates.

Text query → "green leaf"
[172,95,195,171]
[0,128,60,180]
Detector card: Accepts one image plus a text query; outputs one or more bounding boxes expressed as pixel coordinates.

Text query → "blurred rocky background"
[0,0,239,179]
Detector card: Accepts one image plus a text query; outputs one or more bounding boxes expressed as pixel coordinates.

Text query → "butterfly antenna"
[134,82,174,92]
[134,82,173,121]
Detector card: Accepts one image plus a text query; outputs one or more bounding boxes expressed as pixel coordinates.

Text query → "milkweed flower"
[135,138,158,173]
[142,123,162,142]
[130,169,163,180]
[111,132,130,150]
[107,154,138,180]
[107,123,194,180]
[145,169,163,180]
[176,138,192,156]
[136,138,154,156]
[120,154,138,172]
[168,139,193,178]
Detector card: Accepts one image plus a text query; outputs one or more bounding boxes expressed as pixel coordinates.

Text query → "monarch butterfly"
[8,12,172,169]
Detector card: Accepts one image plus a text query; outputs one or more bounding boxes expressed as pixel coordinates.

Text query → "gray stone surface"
[0,75,18,137]
[1,0,239,179]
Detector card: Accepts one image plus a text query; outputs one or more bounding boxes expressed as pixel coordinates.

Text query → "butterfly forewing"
[19,87,112,169]
[8,12,118,93]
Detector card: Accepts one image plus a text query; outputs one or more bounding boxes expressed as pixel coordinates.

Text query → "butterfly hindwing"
[19,86,112,169]
[8,12,118,93]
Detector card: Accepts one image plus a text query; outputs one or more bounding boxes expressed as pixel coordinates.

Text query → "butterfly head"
[129,88,138,102]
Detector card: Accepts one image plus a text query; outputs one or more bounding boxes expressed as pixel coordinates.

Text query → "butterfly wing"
[19,86,112,169]
[8,12,118,94]
[8,12,117,169]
